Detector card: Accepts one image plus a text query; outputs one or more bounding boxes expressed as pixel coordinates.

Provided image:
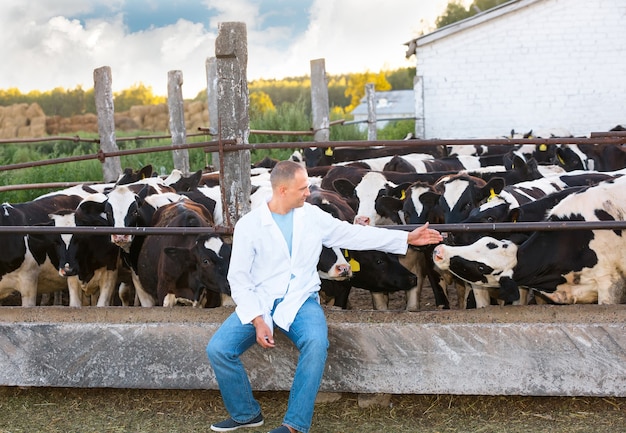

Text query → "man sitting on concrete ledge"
[206,160,443,433]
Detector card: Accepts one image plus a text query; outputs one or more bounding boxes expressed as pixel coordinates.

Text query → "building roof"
[405,0,543,57]
[351,90,415,117]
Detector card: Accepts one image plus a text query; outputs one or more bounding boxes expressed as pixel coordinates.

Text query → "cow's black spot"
[486,242,499,250]
[449,256,494,283]
[595,209,615,221]
[595,208,622,236]
[498,276,520,302]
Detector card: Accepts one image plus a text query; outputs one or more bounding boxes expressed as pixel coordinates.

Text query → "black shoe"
[210,413,264,431]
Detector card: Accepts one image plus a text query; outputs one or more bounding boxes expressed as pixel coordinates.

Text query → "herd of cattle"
[1,128,626,309]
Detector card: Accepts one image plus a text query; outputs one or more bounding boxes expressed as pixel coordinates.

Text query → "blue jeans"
[206,296,329,433]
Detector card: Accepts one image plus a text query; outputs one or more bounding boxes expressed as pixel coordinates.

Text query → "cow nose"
[354,216,370,226]
[335,263,352,278]
[111,234,133,252]
[433,245,445,262]
[59,264,76,277]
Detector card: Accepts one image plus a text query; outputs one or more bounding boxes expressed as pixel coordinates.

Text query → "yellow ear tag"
[488,188,497,201]
[325,147,334,156]
[400,190,406,200]
[557,154,565,164]
[348,258,361,273]
[539,144,548,152]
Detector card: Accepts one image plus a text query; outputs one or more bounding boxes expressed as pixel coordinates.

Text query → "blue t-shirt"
[271,210,294,255]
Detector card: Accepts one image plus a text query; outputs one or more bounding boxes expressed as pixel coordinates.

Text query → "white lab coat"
[228,201,409,331]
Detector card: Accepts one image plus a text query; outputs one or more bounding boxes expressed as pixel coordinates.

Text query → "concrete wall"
[1,305,624,396]
[414,0,626,138]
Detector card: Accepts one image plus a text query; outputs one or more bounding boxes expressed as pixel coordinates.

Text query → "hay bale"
[115,116,140,131]
[17,125,33,138]
[46,116,61,135]
[7,103,28,117]
[25,103,45,119]
[185,101,205,115]
[30,117,47,136]
[0,126,17,139]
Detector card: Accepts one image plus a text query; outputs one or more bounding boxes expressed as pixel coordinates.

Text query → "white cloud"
[0,0,459,97]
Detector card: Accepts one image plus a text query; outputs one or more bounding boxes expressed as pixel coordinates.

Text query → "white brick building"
[405,0,626,138]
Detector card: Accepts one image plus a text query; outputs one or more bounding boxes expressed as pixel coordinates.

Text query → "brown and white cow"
[134,199,231,307]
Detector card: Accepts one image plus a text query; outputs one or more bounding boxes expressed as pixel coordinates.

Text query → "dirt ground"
[0,386,624,433]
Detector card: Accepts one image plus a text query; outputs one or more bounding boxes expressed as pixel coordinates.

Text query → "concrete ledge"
[0,305,624,396]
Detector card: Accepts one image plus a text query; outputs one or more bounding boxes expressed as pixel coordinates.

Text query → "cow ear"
[498,276,520,303]
[332,178,356,198]
[393,182,412,199]
[138,165,154,179]
[188,170,203,188]
[481,177,505,198]
[511,153,527,170]
[164,246,192,263]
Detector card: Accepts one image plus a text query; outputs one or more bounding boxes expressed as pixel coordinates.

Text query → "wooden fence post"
[167,70,190,175]
[310,59,330,143]
[215,22,251,226]
[205,57,220,171]
[93,66,122,182]
[366,83,377,141]
[414,75,425,139]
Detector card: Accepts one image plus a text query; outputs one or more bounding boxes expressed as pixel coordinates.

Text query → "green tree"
[249,90,276,118]
[436,0,510,28]
[386,68,416,90]
[113,83,166,112]
[344,72,391,112]
[436,1,471,28]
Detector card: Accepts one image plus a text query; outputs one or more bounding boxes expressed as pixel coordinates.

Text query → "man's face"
[284,169,310,208]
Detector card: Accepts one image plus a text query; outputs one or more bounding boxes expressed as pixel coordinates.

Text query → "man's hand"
[407,222,444,246]
[252,316,275,348]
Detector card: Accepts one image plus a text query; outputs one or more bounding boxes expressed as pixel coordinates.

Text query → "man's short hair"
[270,160,305,188]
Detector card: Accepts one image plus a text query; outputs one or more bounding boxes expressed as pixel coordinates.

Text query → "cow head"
[401,181,444,225]
[436,174,505,223]
[116,165,154,185]
[163,234,232,307]
[306,185,356,222]
[333,171,400,226]
[433,236,520,302]
[317,246,352,281]
[346,249,418,292]
[554,144,590,171]
[46,211,79,277]
[104,185,147,250]
[303,147,326,167]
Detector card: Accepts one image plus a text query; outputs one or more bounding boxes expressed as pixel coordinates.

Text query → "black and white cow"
[306,185,354,283]
[433,176,626,305]
[104,176,177,251]
[555,143,626,172]
[303,143,446,168]
[47,194,123,307]
[0,202,69,306]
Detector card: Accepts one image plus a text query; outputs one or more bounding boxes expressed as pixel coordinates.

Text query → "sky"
[0,0,465,97]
